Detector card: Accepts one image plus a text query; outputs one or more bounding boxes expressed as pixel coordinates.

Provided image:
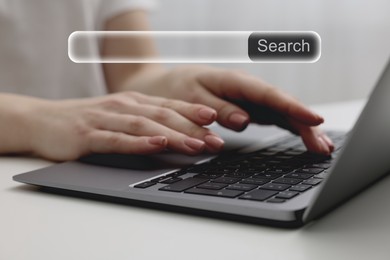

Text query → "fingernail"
[149,136,167,146]
[204,134,224,152]
[228,113,249,130]
[317,136,330,155]
[184,137,205,151]
[316,114,324,123]
[321,134,335,152]
[198,108,217,121]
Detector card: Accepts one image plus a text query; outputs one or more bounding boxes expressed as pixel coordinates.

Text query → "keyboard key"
[212,177,240,184]
[239,189,278,201]
[160,177,183,184]
[290,184,312,192]
[211,168,237,175]
[159,178,207,192]
[185,188,243,198]
[243,166,266,172]
[237,159,252,165]
[150,176,170,183]
[267,198,286,203]
[267,160,284,165]
[169,171,187,178]
[197,182,227,190]
[222,163,242,168]
[266,168,293,174]
[260,183,290,191]
[276,191,299,199]
[227,183,257,191]
[241,178,270,185]
[194,173,223,179]
[247,164,269,171]
[273,178,302,185]
[247,155,265,161]
[285,173,314,179]
[134,181,156,189]
[224,171,255,178]
[253,172,282,180]
[310,163,331,169]
[185,167,208,174]
[298,154,325,163]
[296,168,324,174]
[302,178,322,186]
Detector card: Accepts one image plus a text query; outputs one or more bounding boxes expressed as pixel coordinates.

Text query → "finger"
[199,70,324,126]
[128,92,218,126]
[319,132,335,152]
[88,131,167,154]
[97,99,224,152]
[230,99,296,132]
[289,120,333,155]
[192,87,250,131]
[129,104,224,153]
[92,113,207,155]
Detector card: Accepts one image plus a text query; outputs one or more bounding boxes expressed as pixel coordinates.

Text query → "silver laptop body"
[13,60,390,227]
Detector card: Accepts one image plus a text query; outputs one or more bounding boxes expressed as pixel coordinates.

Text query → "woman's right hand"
[0,92,224,161]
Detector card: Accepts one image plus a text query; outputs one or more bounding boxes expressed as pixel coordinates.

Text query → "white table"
[2,99,389,260]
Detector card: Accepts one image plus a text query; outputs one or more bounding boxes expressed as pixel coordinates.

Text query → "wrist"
[115,65,168,95]
[0,94,47,155]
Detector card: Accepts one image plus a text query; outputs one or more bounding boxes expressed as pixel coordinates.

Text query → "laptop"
[13,60,390,228]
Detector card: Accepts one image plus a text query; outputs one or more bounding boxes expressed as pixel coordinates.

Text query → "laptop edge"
[12,59,390,228]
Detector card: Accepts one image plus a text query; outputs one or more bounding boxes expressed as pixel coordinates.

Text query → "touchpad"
[79,152,211,170]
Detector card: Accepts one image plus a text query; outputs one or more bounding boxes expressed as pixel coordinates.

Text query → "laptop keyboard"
[134,131,346,203]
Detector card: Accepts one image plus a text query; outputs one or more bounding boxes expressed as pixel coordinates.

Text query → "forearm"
[0,93,41,154]
[101,9,168,94]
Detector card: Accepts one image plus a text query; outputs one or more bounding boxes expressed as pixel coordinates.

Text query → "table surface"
[2,99,390,260]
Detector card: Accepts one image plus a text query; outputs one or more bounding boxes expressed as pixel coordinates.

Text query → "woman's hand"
[0,92,223,161]
[120,66,334,155]
[102,11,334,156]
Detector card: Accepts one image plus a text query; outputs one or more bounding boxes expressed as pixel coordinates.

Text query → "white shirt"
[0,0,154,99]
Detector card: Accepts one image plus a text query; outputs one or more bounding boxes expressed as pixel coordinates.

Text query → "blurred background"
[149,0,390,104]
